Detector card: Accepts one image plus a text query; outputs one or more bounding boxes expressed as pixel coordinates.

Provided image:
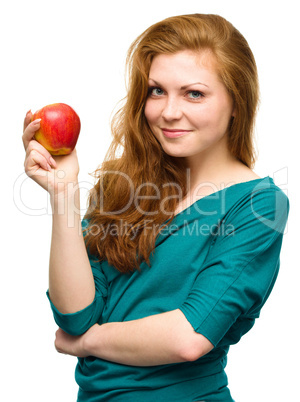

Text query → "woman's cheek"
[144,100,159,124]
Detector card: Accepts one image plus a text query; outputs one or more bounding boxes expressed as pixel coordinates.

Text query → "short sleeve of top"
[46,218,108,336]
[179,185,289,348]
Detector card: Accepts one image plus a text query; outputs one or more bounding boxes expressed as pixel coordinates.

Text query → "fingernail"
[26,109,32,116]
[33,118,41,124]
[47,163,52,172]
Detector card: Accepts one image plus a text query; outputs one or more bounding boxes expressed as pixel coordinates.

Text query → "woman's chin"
[161,146,191,159]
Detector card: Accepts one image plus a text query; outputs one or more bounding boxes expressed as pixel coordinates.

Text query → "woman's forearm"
[48,184,95,314]
[82,309,213,366]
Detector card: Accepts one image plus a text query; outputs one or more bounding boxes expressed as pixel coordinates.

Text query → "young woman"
[23,13,289,402]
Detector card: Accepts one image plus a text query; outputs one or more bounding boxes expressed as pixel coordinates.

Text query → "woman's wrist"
[50,180,80,213]
[82,324,102,356]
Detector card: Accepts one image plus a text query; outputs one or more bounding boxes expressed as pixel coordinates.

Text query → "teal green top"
[47,176,289,401]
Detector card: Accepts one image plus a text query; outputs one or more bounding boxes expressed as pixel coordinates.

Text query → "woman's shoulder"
[227,164,287,200]
[225,175,289,237]
[227,162,261,183]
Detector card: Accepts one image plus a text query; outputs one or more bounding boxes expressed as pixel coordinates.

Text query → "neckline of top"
[172,175,274,219]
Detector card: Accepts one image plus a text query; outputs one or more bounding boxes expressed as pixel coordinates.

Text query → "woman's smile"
[161,128,192,138]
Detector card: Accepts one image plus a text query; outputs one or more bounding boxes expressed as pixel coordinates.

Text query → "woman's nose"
[161,97,182,121]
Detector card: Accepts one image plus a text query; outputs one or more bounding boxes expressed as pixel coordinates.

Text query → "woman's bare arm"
[48,188,96,314]
[23,111,95,315]
[55,309,214,365]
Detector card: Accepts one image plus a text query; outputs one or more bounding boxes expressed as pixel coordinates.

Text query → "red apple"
[31,103,81,155]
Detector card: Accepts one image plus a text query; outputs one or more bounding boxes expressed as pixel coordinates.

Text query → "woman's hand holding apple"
[24,107,96,319]
[23,110,80,202]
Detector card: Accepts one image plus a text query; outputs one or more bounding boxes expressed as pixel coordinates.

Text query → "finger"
[26,139,57,168]
[22,118,42,151]
[25,149,52,173]
[23,109,32,132]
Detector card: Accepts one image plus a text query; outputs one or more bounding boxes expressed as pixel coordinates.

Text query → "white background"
[1,0,299,401]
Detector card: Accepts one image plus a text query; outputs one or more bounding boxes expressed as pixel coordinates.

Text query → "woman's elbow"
[180,333,214,362]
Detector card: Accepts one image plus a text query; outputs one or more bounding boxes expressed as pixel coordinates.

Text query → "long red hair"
[83,14,260,273]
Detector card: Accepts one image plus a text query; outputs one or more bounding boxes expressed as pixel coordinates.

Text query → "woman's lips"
[161,128,192,138]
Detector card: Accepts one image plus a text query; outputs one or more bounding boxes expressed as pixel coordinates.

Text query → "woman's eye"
[187,91,204,99]
[148,87,164,96]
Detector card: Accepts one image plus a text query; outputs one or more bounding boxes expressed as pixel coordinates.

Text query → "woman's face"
[144,50,235,162]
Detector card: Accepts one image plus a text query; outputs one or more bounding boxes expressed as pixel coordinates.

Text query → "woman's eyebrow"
[181,82,209,89]
[148,78,209,89]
